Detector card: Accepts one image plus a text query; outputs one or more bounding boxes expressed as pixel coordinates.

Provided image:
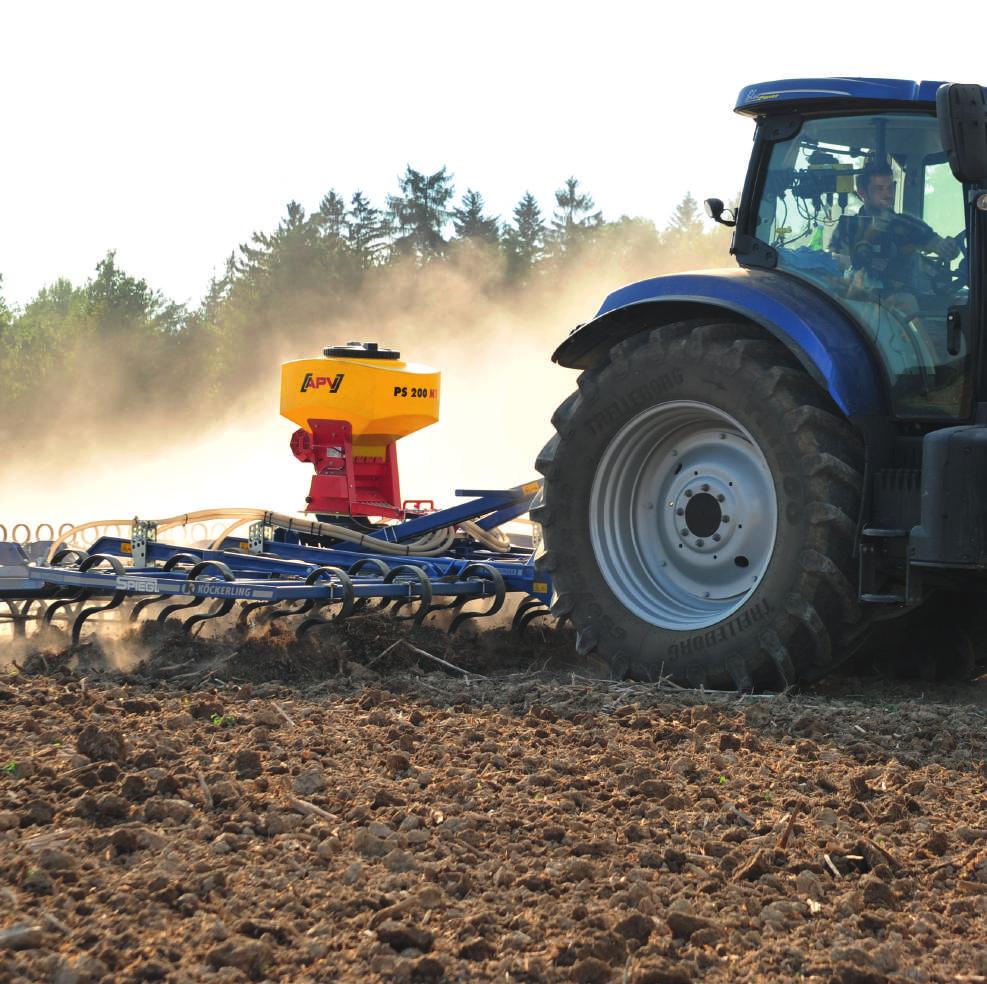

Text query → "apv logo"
[300,373,344,393]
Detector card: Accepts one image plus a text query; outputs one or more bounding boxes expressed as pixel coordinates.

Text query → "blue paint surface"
[591,269,886,416]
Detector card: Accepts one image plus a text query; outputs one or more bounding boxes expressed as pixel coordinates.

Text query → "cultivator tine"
[155,559,233,626]
[347,558,392,614]
[296,567,356,637]
[71,554,128,645]
[38,549,90,630]
[131,553,201,622]
[157,594,205,623]
[172,560,238,634]
[43,595,85,628]
[449,563,506,634]
[42,550,92,628]
[184,598,236,633]
[385,565,434,626]
[267,599,310,623]
[238,599,275,627]
[51,548,90,566]
[511,595,554,634]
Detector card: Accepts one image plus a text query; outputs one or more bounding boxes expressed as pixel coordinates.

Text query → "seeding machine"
[0,342,554,645]
[5,78,987,688]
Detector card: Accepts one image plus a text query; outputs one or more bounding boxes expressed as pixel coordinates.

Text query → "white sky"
[1,1,984,309]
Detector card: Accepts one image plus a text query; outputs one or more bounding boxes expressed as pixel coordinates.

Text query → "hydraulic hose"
[48,506,512,562]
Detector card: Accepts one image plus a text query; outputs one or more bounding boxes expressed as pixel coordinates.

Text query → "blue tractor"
[535,79,987,688]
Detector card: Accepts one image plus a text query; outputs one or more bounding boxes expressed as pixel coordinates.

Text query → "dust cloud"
[0,232,729,535]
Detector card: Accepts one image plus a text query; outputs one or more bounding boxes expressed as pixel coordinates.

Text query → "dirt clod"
[75,723,127,763]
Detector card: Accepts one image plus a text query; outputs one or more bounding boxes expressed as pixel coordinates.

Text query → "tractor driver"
[830,161,959,310]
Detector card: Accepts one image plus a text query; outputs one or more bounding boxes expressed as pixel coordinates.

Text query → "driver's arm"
[928,233,960,260]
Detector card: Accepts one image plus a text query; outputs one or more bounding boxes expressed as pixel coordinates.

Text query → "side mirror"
[936,83,987,184]
[704,197,736,228]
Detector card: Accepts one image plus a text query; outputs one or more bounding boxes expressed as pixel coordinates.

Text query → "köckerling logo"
[301,372,344,393]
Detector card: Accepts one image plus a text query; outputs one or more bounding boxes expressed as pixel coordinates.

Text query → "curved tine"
[44,593,87,626]
[184,598,236,633]
[267,599,309,622]
[187,559,236,581]
[163,553,203,571]
[130,553,201,622]
[347,557,392,577]
[51,548,90,566]
[130,594,166,622]
[71,554,128,645]
[158,558,234,624]
[296,566,353,615]
[511,596,546,634]
[518,605,554,634]
[266,564,332,623]
[297,568,356,637]
[449,563,507,635]
[157,595,204,622]
[385,565,433,626]
[347,557,392,614]
[238,599,274,627]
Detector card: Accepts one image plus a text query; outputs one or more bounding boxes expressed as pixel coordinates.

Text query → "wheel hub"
[590,401,778,631]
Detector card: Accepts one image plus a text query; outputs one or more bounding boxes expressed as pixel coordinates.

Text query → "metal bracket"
[131,520,157,567]
[248,522,272,555]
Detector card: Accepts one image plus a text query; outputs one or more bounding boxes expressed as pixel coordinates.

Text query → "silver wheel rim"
[589,400,777,631]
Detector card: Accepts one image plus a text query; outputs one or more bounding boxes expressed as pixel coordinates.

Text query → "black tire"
[533,320,869,690]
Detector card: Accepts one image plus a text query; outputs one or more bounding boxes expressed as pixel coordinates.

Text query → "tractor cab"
[731,79,983,421]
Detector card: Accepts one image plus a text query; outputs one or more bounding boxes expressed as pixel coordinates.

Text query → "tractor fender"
[553,268,888,417]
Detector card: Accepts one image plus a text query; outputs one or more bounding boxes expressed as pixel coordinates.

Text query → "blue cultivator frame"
[0,484,555,645]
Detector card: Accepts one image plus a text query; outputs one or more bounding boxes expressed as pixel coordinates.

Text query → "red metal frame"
[290,419,403,519]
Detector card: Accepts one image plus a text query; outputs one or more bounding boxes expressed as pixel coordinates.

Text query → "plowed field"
[1,621,986,983]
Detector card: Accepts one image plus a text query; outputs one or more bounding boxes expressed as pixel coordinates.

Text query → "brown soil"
[1,621,987,983]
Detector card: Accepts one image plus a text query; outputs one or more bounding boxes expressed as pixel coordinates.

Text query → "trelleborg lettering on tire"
[586,369,684,436]
[667,597,771,659]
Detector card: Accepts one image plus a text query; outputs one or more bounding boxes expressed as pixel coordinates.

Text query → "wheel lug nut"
[684,489,693,498]
[696,539,705,547]
[721,515,730,523]
[680,528,690,537]
[701,483,710,492]
[717,494,725,502]
[676,508,684,516]
[713,533,721,542]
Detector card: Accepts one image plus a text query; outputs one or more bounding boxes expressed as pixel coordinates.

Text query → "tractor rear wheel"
[534,320,868,689]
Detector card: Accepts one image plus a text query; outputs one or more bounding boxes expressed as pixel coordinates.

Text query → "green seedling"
[2,761,17,775]
[210,713,236,728]
[763,790,773,802]
[718,775,727,784]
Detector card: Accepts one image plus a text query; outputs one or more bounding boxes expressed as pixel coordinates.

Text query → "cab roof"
[735,78,946,116]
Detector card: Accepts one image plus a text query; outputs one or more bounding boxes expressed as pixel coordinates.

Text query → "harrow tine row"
[18,555,531,645]
[2,486,557,649]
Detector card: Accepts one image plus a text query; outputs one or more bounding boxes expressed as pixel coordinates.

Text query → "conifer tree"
[346,191,392,267]
[503,191,546,277]
[551,177,603,252]
[387,166,454,261]
[313,190,347,240]
[665,192,705,239]
[452,189,500,244]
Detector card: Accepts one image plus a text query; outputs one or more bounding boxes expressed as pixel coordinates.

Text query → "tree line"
[0,168,728,440]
